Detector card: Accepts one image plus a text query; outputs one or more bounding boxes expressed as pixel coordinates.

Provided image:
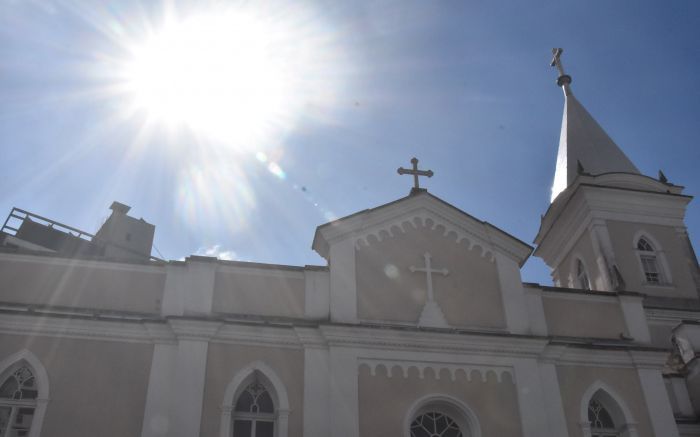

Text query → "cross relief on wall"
[409,251,449,328]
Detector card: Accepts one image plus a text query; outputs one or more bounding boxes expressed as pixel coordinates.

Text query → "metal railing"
[1,207,94,240]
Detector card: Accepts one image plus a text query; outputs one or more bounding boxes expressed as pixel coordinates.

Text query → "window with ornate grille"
[0,365,37,437]
[636,238,664,284]
[577,259,591,290]
[233,380,275,437]
[410,411,463,437]
[588,398,618,437]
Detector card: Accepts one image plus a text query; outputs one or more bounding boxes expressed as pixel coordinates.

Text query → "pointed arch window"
[577,259,591,290]
[232,379,275,437]
[0,364,38,437]
[588,399,618,437]
[636,238,665,284]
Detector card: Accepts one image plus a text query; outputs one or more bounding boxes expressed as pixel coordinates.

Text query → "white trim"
[0,252,164,273]
[632,230,673,286]
[580,381,639,437]
[220,361,290,437]
[314,194,531,265]
[0,350,49,437]
[403,394,481,437]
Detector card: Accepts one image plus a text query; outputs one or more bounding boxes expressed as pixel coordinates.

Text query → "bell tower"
[534,49,700,299]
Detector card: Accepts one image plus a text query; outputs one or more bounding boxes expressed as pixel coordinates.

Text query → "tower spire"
[549,49,640,202]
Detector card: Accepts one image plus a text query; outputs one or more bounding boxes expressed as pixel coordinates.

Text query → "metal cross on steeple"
[550,47,572,90]
[409,252,449,304]
[397,157,433,195]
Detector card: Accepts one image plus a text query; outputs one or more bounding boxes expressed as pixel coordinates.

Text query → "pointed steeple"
[549,49,640,202]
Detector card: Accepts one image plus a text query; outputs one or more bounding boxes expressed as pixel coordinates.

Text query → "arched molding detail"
[358,358,513,383]
[593,173,678,194]
[580,381,639,437]
[569,253,593,290]
[219,361,290,437]
[404,394,482,437]
[354,213,495,262]
[631,230,673,285]
[0,349,50,437]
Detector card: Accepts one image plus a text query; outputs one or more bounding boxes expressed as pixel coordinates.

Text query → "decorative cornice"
[318,324,548,357]
[646,308,700,325]
[294,327,327,348]
[355,213,495,262]
[358,357,514,383]
[168,318,222,341]
[314,193,532,266]
[541,343,669,369]
[0,312,169,344]
[0,251,165,274]
[213,323,302,349]
[0,310,668,370]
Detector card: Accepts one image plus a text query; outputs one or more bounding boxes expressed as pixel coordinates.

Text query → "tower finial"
[550,48,572,94]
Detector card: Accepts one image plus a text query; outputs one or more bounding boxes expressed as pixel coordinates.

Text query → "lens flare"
[118,3,340,150]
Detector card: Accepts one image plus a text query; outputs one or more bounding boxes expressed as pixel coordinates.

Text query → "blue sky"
[1,0,699,284]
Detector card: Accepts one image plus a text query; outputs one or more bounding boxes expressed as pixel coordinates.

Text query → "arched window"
[405,396,480,437]
[0,364,38,437]
[588,398,618,437]
[221,363,289,437]
[636,238,665,284]
[233,379,275,437]
[410,411,463,437]
[577,259,591,290]
[581,384,638,437]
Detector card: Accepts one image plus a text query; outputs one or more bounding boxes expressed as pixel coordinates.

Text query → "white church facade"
[1,50,699,437]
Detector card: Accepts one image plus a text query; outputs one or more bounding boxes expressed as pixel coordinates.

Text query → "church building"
[1,50,699,437]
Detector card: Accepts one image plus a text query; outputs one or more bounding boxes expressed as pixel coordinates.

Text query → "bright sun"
[122,7,318,146]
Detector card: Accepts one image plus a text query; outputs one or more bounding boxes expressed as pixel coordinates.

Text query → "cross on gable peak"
[397,157,433,195]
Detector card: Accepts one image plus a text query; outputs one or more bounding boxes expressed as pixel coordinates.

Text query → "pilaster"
[494,252,530,334]
[329,240,357,323]
[618,294,651,343]
[304,269,330,319]
[140,320,219,437]
[299,328,330,436]
[589,220,614,291]
[538,362,569,437]
[329,347,359,437]
[513,358,564,437]
[161,258,217,316]
[636,367,680,437]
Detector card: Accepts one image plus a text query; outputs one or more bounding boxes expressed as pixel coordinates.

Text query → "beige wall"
[356,220,505,329]
[0,257,165,313]
[0,333,153,437]
[555,229,602,290]
[358,364,522,437]
[606,221,697,298]
[542,293,628,338]
[648,322,675,349]
[200,343,304,437]
[557,365,654,437]
[212,269,305,318]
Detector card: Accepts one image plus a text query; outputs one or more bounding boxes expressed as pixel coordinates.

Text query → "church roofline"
[0,243,327,274]
[312,190,533,265]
